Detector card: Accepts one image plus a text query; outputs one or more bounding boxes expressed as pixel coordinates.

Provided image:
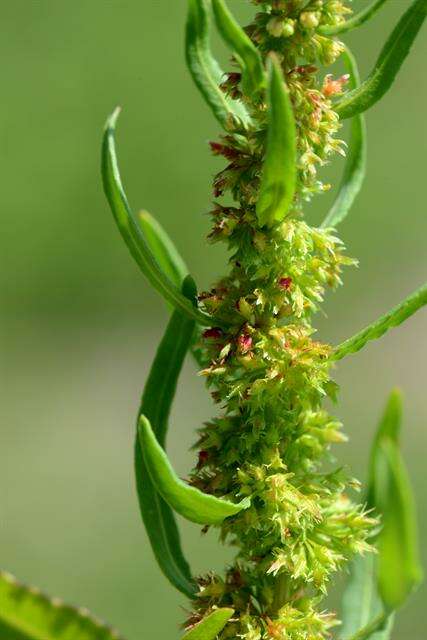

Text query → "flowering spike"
[319,0,389,36]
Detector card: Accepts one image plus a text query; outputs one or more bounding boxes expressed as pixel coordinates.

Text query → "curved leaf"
[186,0,250,129]
[319,0,389,36]
[340,555,393,640]
[137,210,188,287]
[321,48,366,228]
[332,283,427,360]
[182,608,234,640]
[138,415,250,526]
[211,0,265,96]
[0,571,124,640]
[101,108,215,328]
[335,0,427,119]
[256,57,297,227]
[135,276,198,598]
[343,614,388,640]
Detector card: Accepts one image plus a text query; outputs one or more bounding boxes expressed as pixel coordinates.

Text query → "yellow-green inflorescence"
[187,2,376,639]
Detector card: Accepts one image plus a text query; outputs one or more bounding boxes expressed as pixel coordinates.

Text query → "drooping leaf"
[340,555,394,640]
[186,0,250,129]
[321,48,366,228]
[134,276,198,598]
[137,210,188,287]
[101,108,215,327]
[256,57,297,227]
[0,571,124,640]
[138,415,251,526]
[332,283,427,360]
[211,0,265,96]
[182,608,234,640]
[335,0,427,119]
[373,438,423,611]
[319,0,389,36]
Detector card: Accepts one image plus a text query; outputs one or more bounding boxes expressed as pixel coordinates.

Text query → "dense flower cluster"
[187,2,375,639]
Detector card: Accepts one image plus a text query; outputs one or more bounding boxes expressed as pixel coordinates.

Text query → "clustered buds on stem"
[189,2,374,638]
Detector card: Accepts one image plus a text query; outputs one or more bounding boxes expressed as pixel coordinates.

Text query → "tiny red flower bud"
[203,327,223,340]
[278,277,293,291]
[197,450,209,468]
[238,334,253,354]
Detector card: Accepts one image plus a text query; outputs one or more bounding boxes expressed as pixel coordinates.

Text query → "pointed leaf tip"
[182,608,234,640]
[138,415,250,526]
[256,57,297,227]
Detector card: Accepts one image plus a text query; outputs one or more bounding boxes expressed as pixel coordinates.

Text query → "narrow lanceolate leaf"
[186,0,250,128]
[138,415,251,526]
[321,48,366,229]
[340,555,393,640]
[211,0,265,96]
[256,58,296,227]
[135,276,197,598]
[335,0,427,119]
[319,0,389,36]
[0,571,124,640]
[332,283,427,360]
[373,439,423,610]
[137,211,188,287]
[182,608,234,640]
[102,108,215,327]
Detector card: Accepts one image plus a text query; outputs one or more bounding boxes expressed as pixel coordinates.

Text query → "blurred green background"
[0,1,425,638]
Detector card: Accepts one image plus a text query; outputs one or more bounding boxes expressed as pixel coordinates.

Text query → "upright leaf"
[320,0,389,36]
[256,58,296,227]
[0,571,124,640]
[137,210,188,287]
[182,608,234,640]
[135,276,198,598]
[211,0,265,96]
[138,415,251,526]
[186,0,250,128]
[335,0,427,119]
[373,439,423,610]
[321,48,366,229]
[102,108,215,327]
[332,282,427,360]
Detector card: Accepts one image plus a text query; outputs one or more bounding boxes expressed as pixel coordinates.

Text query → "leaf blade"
[186,0,250,128]
[319,0,389,36]
[138,415,250,526]
[211,0,265,95]
[101,108,215,327]
[321,48,366,229]
[256,57,297,227]
[332,283,427,360]
[134,276,198,598]
[335,0,427,119]
[0,571,124,640]
[182,608,234,640]
[137,210,188,287]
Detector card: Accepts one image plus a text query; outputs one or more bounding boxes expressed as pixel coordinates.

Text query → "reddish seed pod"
[238,334,253,354]
[278,277,293,291]
[203,327,223,340]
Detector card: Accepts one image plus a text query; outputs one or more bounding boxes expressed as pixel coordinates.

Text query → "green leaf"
[182,608,234,640]
[138,415,251,526]
[0,571,124,640]
[373,439,423,611]
[335,0,427,119]
[332,283,427,360]
[186,0,250,129]
[211,0,265,96]
[256,57,297,227]
[321,48,366,229]
[340,556,394,640]
[137,210,188,287]
[319,0,388,36]
[101,107,215,328]
[135,276,198,598]
[343,613,389,640]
